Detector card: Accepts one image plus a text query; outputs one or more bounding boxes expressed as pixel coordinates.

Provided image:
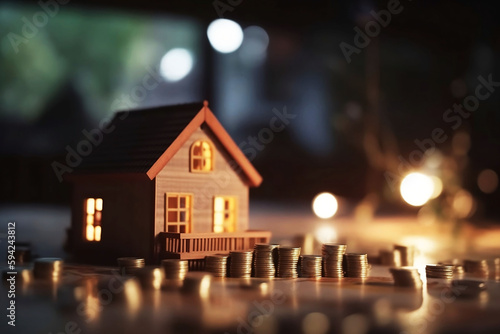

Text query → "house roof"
[72,101,262,187]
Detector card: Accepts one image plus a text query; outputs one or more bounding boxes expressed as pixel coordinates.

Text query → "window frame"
[165,193,193,233]
[213,196,237,233]
[84,197,103,242]
[190,139,214,173]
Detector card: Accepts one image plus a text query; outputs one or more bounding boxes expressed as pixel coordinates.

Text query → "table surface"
[2,263,500,334]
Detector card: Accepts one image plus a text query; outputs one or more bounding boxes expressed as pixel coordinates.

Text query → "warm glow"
[95,198,103,211]
[430,176,443,199]
[477,169,498,194]
[453,190,475,218]
[312,192,338,219]
[207,19,243,53]
[314,225,337,244]
[160,48,194,82]
[400,173,434,206]
[94,226,102,242]
[86,198,95,214]
[86,225,94,241]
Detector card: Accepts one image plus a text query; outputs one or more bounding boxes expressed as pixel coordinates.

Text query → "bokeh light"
[160,48,194,82]
[477,169,498,194]
[400,172,434,206]
[312,192,338,219]
[429,176,443,199]
[302,312,330,334]
[314,225,337,244]
[239,26,269,65]
[453,190,476,219]
[207,19,243,53]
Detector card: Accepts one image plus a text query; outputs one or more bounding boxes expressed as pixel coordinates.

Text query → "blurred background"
[1,0,500,258]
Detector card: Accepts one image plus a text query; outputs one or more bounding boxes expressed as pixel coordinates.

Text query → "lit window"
[213,196,236,233]
[165,193,192,233]
[85,198,102,241]
[190,140,213,172]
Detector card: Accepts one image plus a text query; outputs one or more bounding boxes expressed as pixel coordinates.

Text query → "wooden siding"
[71,177,155,263]
[155,126,249,235]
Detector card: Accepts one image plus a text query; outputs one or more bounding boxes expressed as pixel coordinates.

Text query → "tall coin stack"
[300,255,322,278]
[464,259,489,278]
[390,267,422,288]
[425,264,454,279]
[229,251,253,278]
[344,253,369,278]
[205,255,229,277]
[253,244,278,278]
[322,243,347,278]
[34,258,64,280]
[394,245,414,266]
[277,247,301,278]
[117,257,145,275]
[161,259,189,280]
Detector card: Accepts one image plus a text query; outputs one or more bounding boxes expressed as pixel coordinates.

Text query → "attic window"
[190,140,213,172]
[85,198,102,242]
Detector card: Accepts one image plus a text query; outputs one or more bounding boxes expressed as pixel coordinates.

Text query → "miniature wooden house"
[68,101,270,264]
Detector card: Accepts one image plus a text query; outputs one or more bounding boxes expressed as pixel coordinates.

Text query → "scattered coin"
[117,257,145,276]
[390,267,422,288]
[34,257,64,280]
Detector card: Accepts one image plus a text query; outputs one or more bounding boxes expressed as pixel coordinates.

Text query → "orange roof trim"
[146,101,263,187]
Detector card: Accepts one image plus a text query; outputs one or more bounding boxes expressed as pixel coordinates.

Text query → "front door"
[213,196,237,233]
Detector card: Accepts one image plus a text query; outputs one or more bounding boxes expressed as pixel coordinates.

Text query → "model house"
[67,101,270,265]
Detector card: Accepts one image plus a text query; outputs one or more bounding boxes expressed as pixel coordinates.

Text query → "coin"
[205,254,229,278]
[300,255,322,278]
[277,247,301,278]
[161,259,189,280]
[229,251,253,278]
[394,245,414,266]
[253,244,278,278]
[117,257,145,276]
[344,253,369,278]
[34,257,64,280]
[425,264,454,279]
[390,266,422,288]
[322,243,346,278]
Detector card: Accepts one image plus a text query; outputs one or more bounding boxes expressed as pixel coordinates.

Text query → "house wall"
[154,125,249,235]
[71,177,155,264]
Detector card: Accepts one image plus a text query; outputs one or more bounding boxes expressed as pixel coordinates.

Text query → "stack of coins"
[322,243,347,278]
[277,247,301,278]
[253,244,278,278]
[438,262,464,278]
[205,255,229,277]
[379,249,402,267]
[494,258,500,280]
[300,255,322,278]
[464,259,489,278]
[394,245,414,266]
[133,266,165,289]
[344,253,369,278]
[229,251,253,278]
[34,258,64,280]
[117,257,145,275]
[390,267,422,288]
[425,264,454,279]
[161,259,189,280]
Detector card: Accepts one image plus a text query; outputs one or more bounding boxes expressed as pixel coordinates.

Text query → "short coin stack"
[394,245,414,266]
[344,253,369,278]
[161,259,189,280]
[438,262,464,278]
[277,247,301,278]
[464,259,489,278]
[205,255,229,277]
[118,257,145,275]
[322,243,347,278]
[229,251,253,278]
[34,258,64,280]
[253,244,278,278]
[425,264,454,279]
[300,255,322,278]
[134,266,165,289]
[390,267,422,288]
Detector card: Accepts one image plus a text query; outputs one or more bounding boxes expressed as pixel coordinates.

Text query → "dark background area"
[1,0,499,220]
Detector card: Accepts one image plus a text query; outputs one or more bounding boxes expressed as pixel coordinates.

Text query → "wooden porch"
[156,230,271,261]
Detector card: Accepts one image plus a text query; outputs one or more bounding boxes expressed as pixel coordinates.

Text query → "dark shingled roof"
[75,102,204,174]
